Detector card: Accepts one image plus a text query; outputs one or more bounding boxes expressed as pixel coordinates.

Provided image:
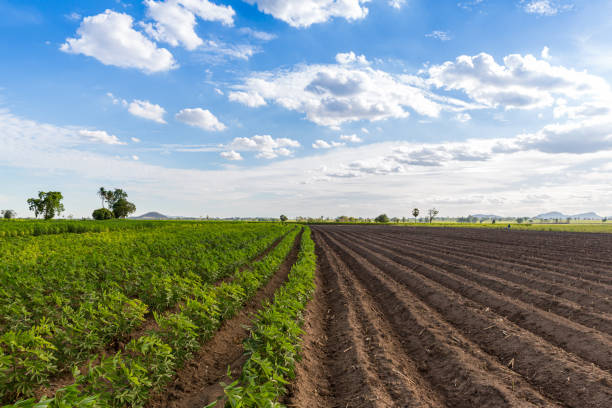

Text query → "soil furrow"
[146,230,303,408]
[345,230,612,334]
[376,229,612,291]
[316,228,561,408]
[333,230,612,371]
[319,227,612,408]
[369,234,612,304]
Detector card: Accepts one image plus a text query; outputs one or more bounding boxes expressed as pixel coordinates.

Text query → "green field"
[0,220,317,407]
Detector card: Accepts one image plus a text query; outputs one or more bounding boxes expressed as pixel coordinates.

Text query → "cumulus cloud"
[541,46,551,60]
[142,0,235,50]
[228,91,267,107]
[220,150,243,160]
[312,139,345,149]
[243,0,369,28]
[427,52,609,110]
[230,52,448,127]
[176,108,226,131]
[131,137,141,143]
[228,134,300,158]
[128,100,167,123]
[78,129,127,145]
[425,30,451,41]
[61,10,177,73]
[494,117,612,154]
[340,134,362,143]
[108,93,167,124]
[335,51,369,65]
[522,0,573,16]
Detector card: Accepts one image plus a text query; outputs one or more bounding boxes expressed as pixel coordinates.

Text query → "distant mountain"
[472,214,503,219]
[534,211,567,219]
[571,212,603,220]
[131,211,169,220]
[534,211,603,220]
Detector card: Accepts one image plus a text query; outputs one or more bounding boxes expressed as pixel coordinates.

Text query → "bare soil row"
[287,225,612,408]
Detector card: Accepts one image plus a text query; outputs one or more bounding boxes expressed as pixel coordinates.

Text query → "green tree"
[112,198,136,219]
[92,208,114,220]
[412,208,419,223]
[1,210,16,219]
[428,208,439,223]
[280,214,288,222]
[27,191,65,219]
[375,214,389,223]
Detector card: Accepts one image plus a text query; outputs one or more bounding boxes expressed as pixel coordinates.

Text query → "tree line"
[0,188,138,220]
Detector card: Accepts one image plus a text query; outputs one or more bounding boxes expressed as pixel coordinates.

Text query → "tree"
[1,210,16,219]
[97,187,113,208]
[92,208,114,220]
[375,214,389,223]
[428,208,439,223]
[27,191,65,219]
[280,214,288,222]
[412,208,419,223]
[112,198,136,219]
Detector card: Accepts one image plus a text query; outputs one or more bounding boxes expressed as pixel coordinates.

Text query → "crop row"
[0,220,167,237]
[221,227,316,407]
[2,227,300,407]
[0,223,292,403]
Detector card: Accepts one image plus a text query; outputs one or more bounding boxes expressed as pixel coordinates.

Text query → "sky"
[1,0,612,218]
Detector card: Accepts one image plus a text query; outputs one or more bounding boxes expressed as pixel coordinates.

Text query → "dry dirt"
[286,225,612,408]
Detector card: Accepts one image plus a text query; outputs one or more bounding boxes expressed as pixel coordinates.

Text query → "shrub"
[92,208,114,220]
[374,214,389,223]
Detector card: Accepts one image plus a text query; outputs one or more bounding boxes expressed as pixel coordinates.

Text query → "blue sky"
[1,0,612,218]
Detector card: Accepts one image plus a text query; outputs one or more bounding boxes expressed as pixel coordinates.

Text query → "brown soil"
[287,225,612,408]
[146,229,303,408]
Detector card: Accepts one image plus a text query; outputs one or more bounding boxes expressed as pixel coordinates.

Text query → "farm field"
[1,221,319,407]
[3,222,612,407]
[288,225,612,408]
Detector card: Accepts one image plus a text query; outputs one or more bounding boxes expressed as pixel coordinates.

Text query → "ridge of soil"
[147,229,303,408]
[287,225,612,408]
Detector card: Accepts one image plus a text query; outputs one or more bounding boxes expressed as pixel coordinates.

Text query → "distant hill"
[131,211,169,220]
[571,212,603,220]
[534,211,603,220]
[472,214,503,219]
[534,211,567,219]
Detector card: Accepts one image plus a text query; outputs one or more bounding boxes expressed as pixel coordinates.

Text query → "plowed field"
[288,225,612,408]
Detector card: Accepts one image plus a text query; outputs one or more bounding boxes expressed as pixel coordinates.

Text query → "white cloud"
[2,109,612,218]
[388,0,406,9]
[131,137,141,143]
[425,30,451,41]
[361,127,369,133]
[428,52,609,110]
[214,88,224,95]
[522,0,573,16]
[228,134,300,158]
[541,46,551,60]
[228,91,267,107]
[128,100,167,123]
[132,155,140,160]
[176,108,227,131]
[312,139,345,149]
[61,10,177,73]
[78,129,127,145]
[108,94,167,124]
[455,112,472,122]
[230,52,449,127]
[457,0,484,11]
[243,0,369,28]
[142,0,235,50]
[340,133,362,143]
[199,39,258,60]
[239,27,277,41]
[220,150,243,160]
[335,51,369,65]
[65,12,82,21]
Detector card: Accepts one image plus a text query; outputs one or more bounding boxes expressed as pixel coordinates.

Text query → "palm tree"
[98,187,107,208]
